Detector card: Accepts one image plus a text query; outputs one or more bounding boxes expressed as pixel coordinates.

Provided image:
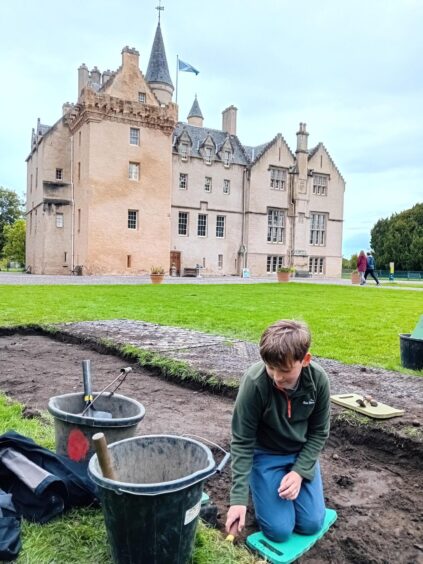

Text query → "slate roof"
[173,123,249,166]
[145,23,173,88]
[243,142,269,162]
[187,96,203,119]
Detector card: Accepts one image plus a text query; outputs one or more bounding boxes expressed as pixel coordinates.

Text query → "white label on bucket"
[184,500,201,525]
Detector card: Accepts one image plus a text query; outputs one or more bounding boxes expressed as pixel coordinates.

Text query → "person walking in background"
[357,250,367,285]
[365,251,380,286]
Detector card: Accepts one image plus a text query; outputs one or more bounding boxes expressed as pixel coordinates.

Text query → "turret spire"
[145,21,173,90]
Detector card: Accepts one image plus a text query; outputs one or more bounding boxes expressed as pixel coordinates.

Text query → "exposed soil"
[1,334,422,564]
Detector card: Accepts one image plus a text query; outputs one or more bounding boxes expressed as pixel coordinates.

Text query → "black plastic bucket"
[399,333,423,370]
[48,392,145,464]
[88,435,228,564]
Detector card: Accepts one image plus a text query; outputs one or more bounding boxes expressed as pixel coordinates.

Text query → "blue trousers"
[249,449,326,542]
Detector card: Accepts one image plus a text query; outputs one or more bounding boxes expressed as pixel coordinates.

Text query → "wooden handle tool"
[92,432,117,480]
[225,521,239,543]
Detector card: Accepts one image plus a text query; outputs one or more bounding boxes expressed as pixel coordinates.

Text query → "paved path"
[0,272,421,290]
[54,320,423,418]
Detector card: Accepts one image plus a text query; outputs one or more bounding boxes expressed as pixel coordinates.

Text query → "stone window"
[128,162,140,181]
[127,255,132,268]
[204,176,212,192]
[178,212,188,236]
[56,213,64,228]
[223,179,230,194]
[179,173,188,190]
[77,162,81,181]
[267,255,284,273]
[216,215,225,238]
[179,143,189,160]
[218,254,223,269]
[223,150,231,167]
[197,214,207,237]
[310,213,327,245]
[313,174,328,196]
[130,128,140,146]
[309,257,325,274]
[127,210,138,229]
[138,92,146,103]
[56,168,63,181]
[270,167,286,190]
[204,146,213,165]
[267,208,285,243]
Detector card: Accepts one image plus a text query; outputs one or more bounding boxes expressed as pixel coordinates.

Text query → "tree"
[2,219,26,265]
[0,187,23,256]
[370,203,423,270]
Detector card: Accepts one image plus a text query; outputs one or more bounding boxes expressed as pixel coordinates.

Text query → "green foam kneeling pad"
[246,508,337,564]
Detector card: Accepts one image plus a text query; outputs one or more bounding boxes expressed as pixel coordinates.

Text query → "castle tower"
[187,95,203,126]
[145,22,174,105]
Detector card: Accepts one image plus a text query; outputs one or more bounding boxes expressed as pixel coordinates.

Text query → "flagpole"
[176,54,179,104]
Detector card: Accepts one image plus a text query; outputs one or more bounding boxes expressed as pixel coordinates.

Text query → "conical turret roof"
[187,95,203,119]
[145,23,173,88]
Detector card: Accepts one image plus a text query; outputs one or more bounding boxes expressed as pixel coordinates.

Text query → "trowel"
[81,360,113,419]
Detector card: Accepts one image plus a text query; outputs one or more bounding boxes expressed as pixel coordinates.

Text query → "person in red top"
[357,250,367,285]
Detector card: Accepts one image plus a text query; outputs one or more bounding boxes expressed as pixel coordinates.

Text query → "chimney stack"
[78,64,89,97]
[296,122,309,153]
[62,102,73,115]
[90,66,101,84]
[222,105,237,135]
[122,46,140,70]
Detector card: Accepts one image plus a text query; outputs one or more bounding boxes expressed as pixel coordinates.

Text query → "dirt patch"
[1,334,422,564]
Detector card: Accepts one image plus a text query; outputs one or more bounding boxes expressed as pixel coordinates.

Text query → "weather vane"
[156,0,164,23]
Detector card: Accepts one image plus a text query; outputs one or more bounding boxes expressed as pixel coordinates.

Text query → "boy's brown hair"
[259,320,311,369]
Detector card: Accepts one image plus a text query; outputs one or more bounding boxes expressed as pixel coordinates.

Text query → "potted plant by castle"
[150,266,165,284]
[351,270,360,285]
[277,267,292,282]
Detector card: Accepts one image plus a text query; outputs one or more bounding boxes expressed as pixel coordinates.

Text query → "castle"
[25,18,345,277]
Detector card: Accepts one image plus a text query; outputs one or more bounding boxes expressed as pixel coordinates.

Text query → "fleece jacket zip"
[230,360,330,506]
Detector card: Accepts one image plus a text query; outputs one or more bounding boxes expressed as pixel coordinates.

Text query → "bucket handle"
[115,435,230,497]
[182,434,230,473]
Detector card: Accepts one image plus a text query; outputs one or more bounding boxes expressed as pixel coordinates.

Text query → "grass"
[0,395,256,564]
[1,283,422,372]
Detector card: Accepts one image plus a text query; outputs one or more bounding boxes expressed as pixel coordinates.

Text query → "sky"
[0,0,421,258]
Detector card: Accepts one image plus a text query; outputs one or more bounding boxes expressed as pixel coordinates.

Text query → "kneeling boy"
[225,320,330,542]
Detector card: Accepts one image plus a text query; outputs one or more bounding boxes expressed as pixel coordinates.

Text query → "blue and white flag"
[178,59,199,75]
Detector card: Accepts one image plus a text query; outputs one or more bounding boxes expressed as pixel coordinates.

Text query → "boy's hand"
[225,505,247,534]
[278,471,303,500]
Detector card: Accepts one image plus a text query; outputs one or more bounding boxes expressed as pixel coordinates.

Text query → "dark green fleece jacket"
[230,360,330,506]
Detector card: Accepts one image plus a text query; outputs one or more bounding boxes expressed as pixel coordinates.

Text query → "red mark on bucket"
[67,428,90,462]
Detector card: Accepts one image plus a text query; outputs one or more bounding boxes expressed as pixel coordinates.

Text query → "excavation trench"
[0,334,422,564]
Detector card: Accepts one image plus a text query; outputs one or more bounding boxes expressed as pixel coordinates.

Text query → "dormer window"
[223,150,231,167]
[204,146,213,165]
[179,142,189,161]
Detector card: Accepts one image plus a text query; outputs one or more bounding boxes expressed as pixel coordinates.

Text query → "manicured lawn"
[0,395,256,564]
[0,283,422,372]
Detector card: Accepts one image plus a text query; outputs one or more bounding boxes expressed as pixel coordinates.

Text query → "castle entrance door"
[170,251,181,276]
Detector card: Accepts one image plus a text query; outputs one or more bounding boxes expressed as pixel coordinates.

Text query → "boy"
[225,320,330,542]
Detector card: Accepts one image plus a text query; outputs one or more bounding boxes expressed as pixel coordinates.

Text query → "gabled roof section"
[172,123,249,165]
[173,126,193,146]
[145,23,173,88]
[308,142,345,182]
[187,96,203,119]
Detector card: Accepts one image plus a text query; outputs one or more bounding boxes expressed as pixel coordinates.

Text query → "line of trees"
[370,203,423,271]
[0,186,25,267]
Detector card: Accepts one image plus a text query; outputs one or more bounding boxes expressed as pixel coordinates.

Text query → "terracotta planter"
[277,271,290,282]
[351,272,360,285]
[150,274,165,284]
